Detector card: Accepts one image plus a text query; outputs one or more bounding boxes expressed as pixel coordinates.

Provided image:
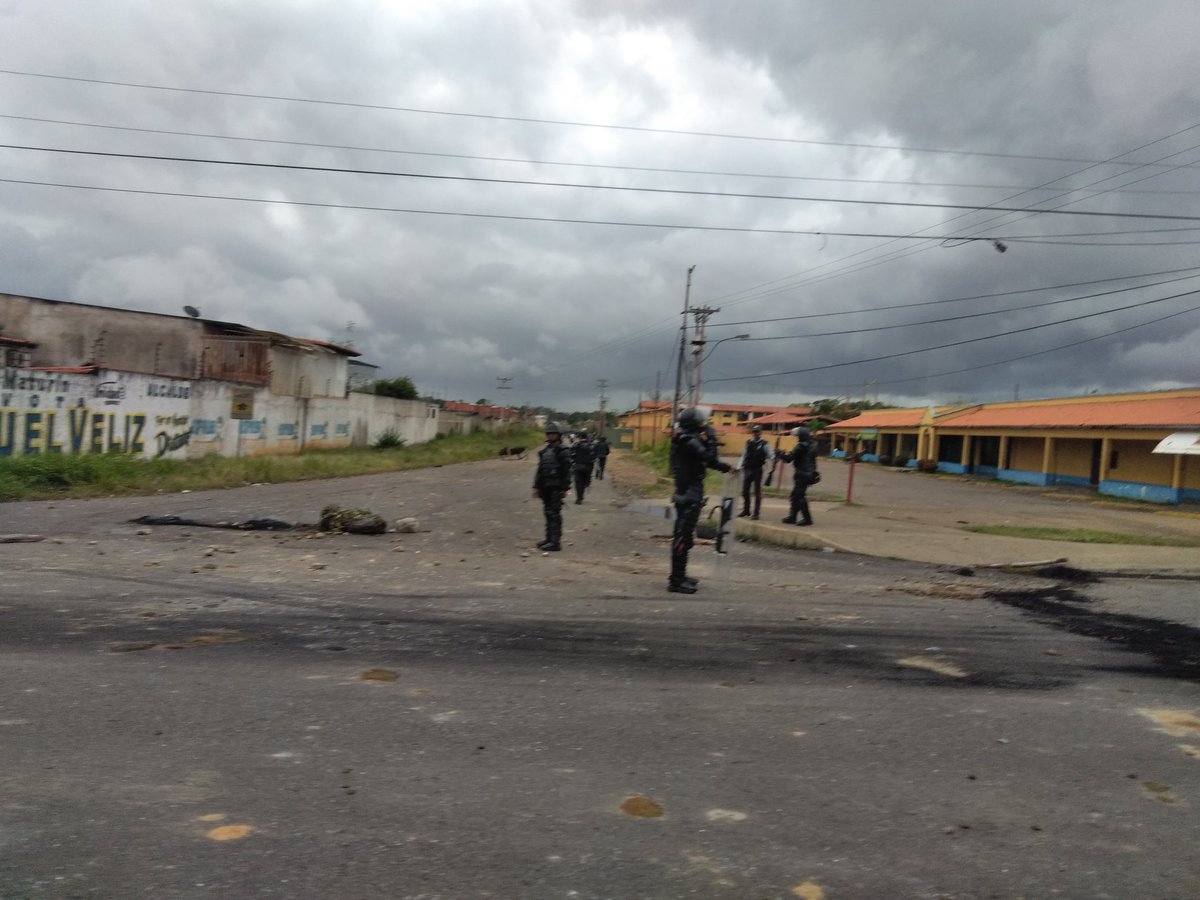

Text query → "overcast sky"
[3,0,1199,412]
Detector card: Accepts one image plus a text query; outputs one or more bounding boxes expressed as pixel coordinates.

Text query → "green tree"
[372,377,419,400]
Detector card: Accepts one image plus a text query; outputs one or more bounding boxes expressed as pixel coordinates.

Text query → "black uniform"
[669,424,731,591]
[777,431,817,525]
[533,439,572,548]
[738,434,771,519]
[570,436,593,504]
[593,436,610,480]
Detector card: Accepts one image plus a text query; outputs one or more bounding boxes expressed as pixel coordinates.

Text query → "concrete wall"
[1,366,442,460]
[1054,438,1094,485]
[2,366,195,459]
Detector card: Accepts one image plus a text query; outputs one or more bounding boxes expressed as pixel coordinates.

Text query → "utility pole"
[689,305,720,406]
[670,266,695,435]
[595,379,608,437]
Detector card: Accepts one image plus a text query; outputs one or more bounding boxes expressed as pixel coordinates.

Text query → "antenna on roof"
[183,305,200,318]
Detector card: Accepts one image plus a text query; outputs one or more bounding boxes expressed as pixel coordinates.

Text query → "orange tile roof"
[938,396,1200,429]
[824,408,929,430]
[746,411,811,425]
[634,400,810,415]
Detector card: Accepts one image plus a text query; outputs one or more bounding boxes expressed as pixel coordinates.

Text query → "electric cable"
[6,143,1199,222]
[5,67,1199,171]
[5,112,1198,196]
[705,286,1200,383]
[11,175,1177,243]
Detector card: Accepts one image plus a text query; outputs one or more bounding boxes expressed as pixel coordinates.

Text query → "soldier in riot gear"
[738,424,770,519]
[775,425,817,526]
[532,421,572,550]
[593,434,610,480]
[570,430,594,504]
[668,406,733,594]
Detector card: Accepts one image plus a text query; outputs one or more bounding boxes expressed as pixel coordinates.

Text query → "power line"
[735,271,1200,340]
[13,175,1184,244]
[705,286,1200,383]
[709,265,1200,328]
[8,143,1200,223]
[691,125,1200,314]
[5,68,1199,171]
[6,113,1199,197]
[805,303,1200,391]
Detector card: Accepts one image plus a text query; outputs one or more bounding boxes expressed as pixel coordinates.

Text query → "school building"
[617,400,811,455]
[822,388,1200,504]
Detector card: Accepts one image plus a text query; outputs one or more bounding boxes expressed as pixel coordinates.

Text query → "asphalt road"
[2,458,1198,899]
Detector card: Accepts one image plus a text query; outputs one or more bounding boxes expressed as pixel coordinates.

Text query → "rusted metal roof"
[298,338,362,357]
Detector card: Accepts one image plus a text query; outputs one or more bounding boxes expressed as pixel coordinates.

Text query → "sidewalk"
[729,460,1200,576]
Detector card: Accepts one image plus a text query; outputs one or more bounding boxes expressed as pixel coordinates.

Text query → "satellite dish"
[183,305,200,318]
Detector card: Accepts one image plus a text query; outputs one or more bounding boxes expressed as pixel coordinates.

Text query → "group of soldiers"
[533,408,816,593]
[529,425,609,552]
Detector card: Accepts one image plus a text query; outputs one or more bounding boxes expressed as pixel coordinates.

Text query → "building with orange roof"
[617,399,812,454]
[823,388,1200,504]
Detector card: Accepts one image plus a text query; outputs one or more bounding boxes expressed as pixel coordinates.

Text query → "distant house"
[617,400,813,454]
[823,388,1200,504]
[0,292,359,398]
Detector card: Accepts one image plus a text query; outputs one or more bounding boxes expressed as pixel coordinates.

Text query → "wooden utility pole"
[670,266,695,433]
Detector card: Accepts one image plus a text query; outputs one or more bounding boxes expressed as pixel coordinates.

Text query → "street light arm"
[698,333,751,364]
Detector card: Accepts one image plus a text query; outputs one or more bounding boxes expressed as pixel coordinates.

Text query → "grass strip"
[964,524,1200,547]
[0,427,541,502]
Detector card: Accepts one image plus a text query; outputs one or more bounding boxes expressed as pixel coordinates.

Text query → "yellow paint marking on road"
[1179,744,1200,759]
[0,719,30,726]
[792,881,826,900]
[207,824,253,841]
[620,796,664,818]
[197,814,225,822]
[359,668,398,682]
[897,656,968,678]
[791,731,807,737]
[1138,708,1200,737]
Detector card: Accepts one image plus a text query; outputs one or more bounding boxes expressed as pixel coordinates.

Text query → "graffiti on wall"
[0,367,192,459]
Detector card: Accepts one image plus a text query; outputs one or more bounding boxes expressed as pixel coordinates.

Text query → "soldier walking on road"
[532,422,572,551]
[737,424,770,519]
[593,434,610,480]
[570,431,594,504]
[776,425,818,526]
[668,406,733,594]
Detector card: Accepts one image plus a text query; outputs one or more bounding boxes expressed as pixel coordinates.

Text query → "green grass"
[963,524,1200,547]
[0,426,542,502]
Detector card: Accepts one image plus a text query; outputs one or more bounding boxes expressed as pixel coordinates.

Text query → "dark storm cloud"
[1,0,1198,412]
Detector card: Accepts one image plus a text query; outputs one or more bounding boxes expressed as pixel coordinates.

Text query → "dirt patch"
[606,449,665,497]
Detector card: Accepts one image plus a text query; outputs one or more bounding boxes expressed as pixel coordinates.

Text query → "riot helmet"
[751,424,763,434]
[677,406,710,431]
[791,425,811,439]
[544,421,564,435]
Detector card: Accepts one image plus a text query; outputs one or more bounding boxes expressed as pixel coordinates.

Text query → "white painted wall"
[2,366,451,459]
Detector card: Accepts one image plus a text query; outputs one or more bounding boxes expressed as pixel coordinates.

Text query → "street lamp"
[692,333,750,405]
